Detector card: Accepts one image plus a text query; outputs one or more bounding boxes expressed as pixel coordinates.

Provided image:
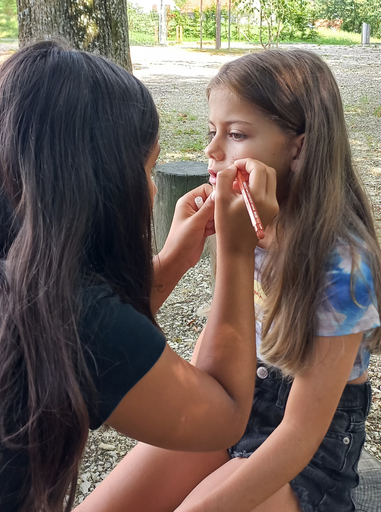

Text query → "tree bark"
[17,0,132,71]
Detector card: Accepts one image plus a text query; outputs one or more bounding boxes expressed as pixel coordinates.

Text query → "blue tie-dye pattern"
[324,250,376,336]
[316,245,380,379]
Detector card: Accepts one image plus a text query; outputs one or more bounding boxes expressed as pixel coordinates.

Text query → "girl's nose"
[205,138,224,162]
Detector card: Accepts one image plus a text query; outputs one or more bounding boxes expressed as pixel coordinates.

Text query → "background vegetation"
[0,0,17,38]
[1,0,381,44]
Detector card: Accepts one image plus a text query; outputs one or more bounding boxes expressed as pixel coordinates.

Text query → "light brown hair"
[208,50,381,375]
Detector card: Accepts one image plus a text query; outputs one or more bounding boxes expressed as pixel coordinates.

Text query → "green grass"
[158,109,208,162]
[129,31,156,46]
[307,27,381,45]
[374,106,381,118]
[171,27,381,47]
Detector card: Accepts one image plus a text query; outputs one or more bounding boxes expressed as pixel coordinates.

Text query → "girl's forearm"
[177,420,321,512]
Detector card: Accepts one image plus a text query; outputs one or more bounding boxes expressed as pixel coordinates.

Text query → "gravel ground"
[1,41,380,504]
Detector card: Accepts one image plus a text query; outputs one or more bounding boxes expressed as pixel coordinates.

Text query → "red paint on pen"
[236,170,265,240]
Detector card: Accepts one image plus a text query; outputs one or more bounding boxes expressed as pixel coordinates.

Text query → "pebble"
[98,443,117,451]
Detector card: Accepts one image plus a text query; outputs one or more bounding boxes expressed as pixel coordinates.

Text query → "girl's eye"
[207,130,216,142]
[230,132,246,141]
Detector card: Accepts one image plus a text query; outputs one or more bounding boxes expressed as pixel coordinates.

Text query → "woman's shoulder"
[80,283,163,342]
[79,283,166,429]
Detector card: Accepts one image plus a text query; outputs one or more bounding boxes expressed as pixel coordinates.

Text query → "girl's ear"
[291,134,305,172]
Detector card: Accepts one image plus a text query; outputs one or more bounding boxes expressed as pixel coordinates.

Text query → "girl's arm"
[151,184,215,314]
[106,162,278,451]
[176,331,363,511]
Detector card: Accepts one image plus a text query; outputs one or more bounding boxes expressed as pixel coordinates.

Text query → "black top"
[0,285,166,511]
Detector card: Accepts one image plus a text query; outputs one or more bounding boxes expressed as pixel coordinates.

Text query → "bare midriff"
[348,371,368,384]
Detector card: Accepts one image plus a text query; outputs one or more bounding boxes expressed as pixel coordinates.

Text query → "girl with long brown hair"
[0,41,279,511]
[77,50,381,512]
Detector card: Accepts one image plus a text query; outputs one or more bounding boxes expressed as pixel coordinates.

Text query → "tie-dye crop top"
[254,243,380,380]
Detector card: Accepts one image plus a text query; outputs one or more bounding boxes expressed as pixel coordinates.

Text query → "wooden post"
[153,162,209,253]
[176,25,183,44]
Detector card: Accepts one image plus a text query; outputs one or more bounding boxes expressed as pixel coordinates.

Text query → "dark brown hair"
[0,40,159,510]
[208,50,381,375]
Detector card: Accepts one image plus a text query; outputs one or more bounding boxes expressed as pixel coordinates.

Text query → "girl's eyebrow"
[208,119,252,126]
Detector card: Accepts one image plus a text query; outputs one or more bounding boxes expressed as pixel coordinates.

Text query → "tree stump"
[353,449,381,511]
[153,162,209,253]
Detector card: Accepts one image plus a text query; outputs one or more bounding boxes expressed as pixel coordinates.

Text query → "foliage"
[234,0,315,48]
[0,0,18,38]
[127,2,158,44]
[313,0,381,38]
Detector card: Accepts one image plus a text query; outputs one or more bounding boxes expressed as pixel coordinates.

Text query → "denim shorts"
[229,361,372,512]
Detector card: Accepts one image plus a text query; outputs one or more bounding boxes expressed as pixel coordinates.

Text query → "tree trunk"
[158,0,167,45]
[215,0,221,49]
[17,0,132,71]
[200,0,203,50]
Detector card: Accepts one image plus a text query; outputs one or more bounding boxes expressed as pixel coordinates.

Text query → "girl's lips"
[208,169,217,185]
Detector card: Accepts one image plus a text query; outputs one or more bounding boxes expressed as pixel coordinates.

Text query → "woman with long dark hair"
[0,41,278,511]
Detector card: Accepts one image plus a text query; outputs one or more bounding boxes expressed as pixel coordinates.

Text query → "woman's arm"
[176,331,363,511]
[107,161,278,451]
[151,184,215,314]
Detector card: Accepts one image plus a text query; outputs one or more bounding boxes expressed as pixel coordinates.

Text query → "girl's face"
[145,141,160,206]
[206,86,301,198]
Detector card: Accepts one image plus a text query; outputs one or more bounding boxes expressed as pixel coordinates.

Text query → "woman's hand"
[161,183,216,271]
[151,184,215,313]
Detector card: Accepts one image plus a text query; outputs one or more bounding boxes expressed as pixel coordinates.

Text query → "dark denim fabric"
[229,362,372,512]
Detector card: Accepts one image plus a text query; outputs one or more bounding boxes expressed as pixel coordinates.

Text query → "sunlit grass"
[309,27,381,45]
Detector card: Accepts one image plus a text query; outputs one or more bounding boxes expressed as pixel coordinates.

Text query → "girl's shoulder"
[325,239,373,273]
[317,240,380,337]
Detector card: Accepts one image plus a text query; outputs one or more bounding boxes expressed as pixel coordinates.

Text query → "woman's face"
[206,86,301,200]
[145,141,160,206]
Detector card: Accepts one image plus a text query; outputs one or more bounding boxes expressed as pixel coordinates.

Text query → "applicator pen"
[236,170,265,240]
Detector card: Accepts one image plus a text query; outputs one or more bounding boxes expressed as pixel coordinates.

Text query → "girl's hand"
[215,159,278,253]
